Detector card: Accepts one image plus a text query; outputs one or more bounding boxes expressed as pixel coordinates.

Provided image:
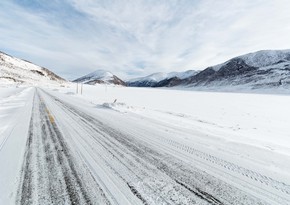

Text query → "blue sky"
[1,0,290,80]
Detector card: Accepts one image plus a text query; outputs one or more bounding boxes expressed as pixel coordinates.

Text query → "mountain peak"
[73,70,125,86]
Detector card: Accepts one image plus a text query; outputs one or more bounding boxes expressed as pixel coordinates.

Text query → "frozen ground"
[0,84,290,204]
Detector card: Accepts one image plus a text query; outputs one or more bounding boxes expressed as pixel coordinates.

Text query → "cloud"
[1,0,290,80]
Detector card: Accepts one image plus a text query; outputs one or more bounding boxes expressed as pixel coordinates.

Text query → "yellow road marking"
[45,108,55,123]
[48,115,55,124]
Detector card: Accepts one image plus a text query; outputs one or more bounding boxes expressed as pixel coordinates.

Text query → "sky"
[1,0,290,80]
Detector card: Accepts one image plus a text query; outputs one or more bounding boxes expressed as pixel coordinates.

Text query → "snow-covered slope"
[183,49,290,90]
[73,70,125,86]
[127,70,198,87]
[0,51,66,86]
[212,49,290,71]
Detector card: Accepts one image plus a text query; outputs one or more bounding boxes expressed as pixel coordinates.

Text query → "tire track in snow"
[18,108,34,205]
[162,138,290,195]
[44,92,185,204]
[16,89,110,205]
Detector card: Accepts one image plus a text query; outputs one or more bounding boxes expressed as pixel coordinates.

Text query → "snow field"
[53,84,290,182]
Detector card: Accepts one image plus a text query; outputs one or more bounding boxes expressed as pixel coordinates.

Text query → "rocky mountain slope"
[127,49,290,90]
[182,49,290,90]
[73,70,125,86]
[0,51,66,85]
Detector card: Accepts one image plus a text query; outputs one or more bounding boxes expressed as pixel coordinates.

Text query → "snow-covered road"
[1,87,290,204]
[17,89,110,205]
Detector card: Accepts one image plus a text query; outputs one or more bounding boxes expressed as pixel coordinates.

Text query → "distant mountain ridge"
[75,69,199,87]
[3,49,289,90]
[74,49,290,91]
[127,70,198,87]
[181,49,290,89]
[127,49,290,90]
[0,51,66,85]
[73,70,125,86]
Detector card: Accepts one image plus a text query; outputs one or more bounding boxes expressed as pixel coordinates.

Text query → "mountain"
[73,70,126,86]
[127,70,198,87]
[0,51,66,85]
[182,49,290,89]
[127,49,290,90]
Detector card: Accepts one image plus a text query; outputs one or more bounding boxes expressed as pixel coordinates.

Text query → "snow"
[0,87,34,205]
[101,102,137,113]
[0,87,25,99]
[0,87,28,137]
[0,52,66,86]
[241,49,290,68]
[47,84,290,203]
[55,85,290,154]
[52,85,290,177]
[1,84,290,204]
[51,86,290,174]
[0,52,42,72]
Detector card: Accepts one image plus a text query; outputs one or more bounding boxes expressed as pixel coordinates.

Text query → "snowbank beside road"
[0,87,34,204]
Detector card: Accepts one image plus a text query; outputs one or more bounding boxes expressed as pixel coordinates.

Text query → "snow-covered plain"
[62,84,290,152]
[1,84,290,204]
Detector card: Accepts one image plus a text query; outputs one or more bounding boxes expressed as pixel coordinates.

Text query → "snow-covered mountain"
[0,51,66,85]
[127,49,290,91]
[127,70,198,87]
[183,49,290,90]
[212,49,290,71]
[73,70,125,86]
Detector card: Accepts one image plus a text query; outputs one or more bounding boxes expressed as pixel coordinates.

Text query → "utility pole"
[81,84,83,95]
[76,83,78,94]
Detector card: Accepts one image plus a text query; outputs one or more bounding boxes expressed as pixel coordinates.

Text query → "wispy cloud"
[1,0,290,79]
